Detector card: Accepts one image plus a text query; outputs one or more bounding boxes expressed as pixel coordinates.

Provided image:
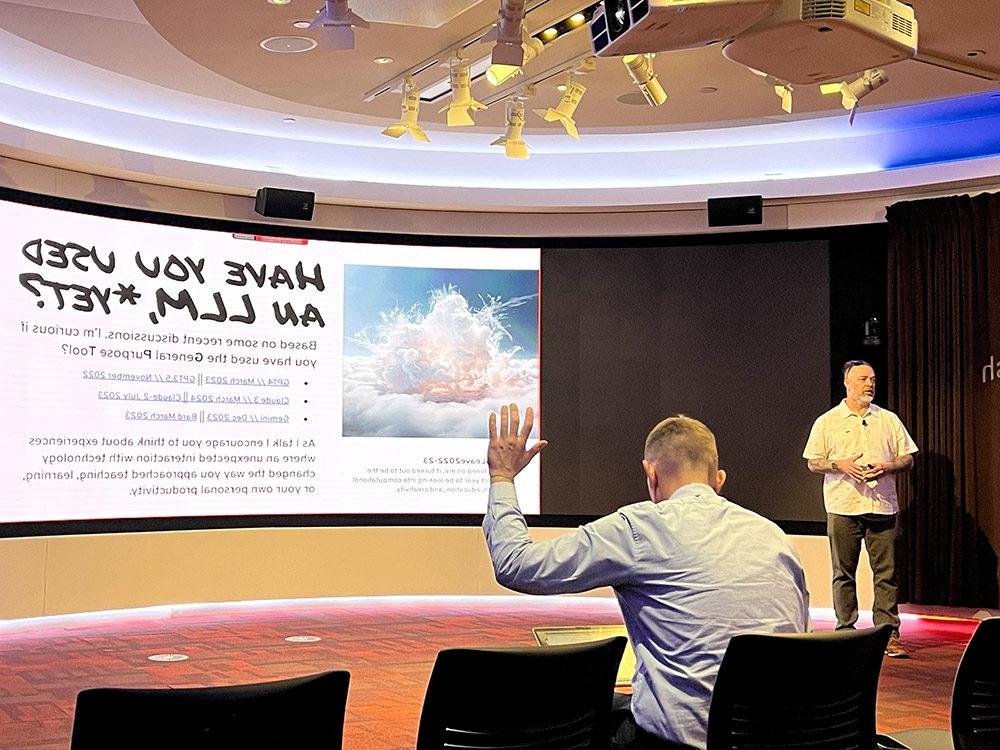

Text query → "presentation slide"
[1,199,540,523]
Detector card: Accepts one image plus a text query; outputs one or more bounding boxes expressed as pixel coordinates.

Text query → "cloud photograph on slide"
[342,265,539,438]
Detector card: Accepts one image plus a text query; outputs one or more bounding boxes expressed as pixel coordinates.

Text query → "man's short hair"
[842,359,873,378]
[644,416,719,473]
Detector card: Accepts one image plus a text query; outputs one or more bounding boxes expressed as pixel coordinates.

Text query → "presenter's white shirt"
[483,481,810,749]
[802,401,918,515]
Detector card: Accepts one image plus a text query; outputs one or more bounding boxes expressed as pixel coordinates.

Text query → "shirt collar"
[667,483,719,503]
[836,399,880,420]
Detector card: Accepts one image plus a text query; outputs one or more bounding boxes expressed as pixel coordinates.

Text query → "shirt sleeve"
[802,415,828,460]
[483,481,640,595]
[891,414,919,456]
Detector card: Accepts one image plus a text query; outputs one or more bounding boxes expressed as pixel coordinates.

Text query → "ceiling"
[0,0,998,212]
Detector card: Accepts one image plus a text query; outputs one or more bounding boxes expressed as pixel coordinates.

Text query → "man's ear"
[712,468,727,493]
[642,459,657,501]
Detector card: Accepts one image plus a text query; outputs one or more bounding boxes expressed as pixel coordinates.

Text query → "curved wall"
[0,153,975,621]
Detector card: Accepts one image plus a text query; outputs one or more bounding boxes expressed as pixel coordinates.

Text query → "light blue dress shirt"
[483,481,810,749]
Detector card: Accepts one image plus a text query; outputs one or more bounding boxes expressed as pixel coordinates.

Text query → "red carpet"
[0,597,979,749]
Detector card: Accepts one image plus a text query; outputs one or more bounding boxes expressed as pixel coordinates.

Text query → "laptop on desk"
[532,625,636,687]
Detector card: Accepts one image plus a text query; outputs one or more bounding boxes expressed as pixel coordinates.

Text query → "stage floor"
[0,596,982,749]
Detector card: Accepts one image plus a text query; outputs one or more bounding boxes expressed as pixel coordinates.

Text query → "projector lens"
[606,0,629,36]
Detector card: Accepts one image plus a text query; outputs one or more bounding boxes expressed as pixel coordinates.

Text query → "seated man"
[483,404,810,750]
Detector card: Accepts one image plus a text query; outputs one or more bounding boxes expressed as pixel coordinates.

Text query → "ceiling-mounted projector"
[722,0,917,84]
[590,0,783,56]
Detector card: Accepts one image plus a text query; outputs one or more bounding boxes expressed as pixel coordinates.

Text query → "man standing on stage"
[804,360,917,658]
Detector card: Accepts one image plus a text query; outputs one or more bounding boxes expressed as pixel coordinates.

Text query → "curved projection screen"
[2,194,835,530]
[3,198,540,522]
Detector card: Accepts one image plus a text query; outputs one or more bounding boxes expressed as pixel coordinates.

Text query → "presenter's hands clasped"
[487,404,547,484]
[834,453,868,482]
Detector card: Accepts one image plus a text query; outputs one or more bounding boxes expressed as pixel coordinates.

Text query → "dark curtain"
[887,192,1000,608]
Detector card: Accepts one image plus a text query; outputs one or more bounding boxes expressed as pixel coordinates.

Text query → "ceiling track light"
[533,74,586,139]
[362,2,601,104]
[491,97,530,158]
[487,30,545,86]
[622,53,666,107]
[761,74,793,114]
[487,0,528,67]
[820,68,888,125]
[309,0,369,50]
[381,77,429,141]
[440,57,487,126]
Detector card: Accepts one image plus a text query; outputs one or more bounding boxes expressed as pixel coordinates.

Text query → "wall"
[0,153,956,623]
[3,155,1000,238]
[0,527,871,620]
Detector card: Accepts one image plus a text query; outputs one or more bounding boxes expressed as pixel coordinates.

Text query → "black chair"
[706,625,892,750]
[70,670,350,750]
[882,617,1000,750]
[415,636,627,750]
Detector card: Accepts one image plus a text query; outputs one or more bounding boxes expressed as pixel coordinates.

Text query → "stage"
[0,595,984,749]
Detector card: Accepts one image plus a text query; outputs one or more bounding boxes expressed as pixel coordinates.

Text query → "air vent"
[803,0,847,21]
[891,13,914,37]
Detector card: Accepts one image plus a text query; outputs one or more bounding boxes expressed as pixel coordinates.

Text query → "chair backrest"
[70,670,350,750]
[415,636,627,750]
[952,617,1000,750]
[706,625,892,750]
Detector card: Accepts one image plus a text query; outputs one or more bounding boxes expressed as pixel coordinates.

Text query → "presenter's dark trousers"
[828,512,900,636]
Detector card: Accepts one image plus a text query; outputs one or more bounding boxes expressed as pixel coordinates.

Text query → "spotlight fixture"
[309,0,369,50]
[820,68,888,125]
[756,73,793,113]
[491,98,530,159]
[487,0,528,67]
[381,77,429,141]
[486,32,544,86]
[439,57,487,127]
[770,78,794,114]
[533,75,586,140]
[622,53,666,107]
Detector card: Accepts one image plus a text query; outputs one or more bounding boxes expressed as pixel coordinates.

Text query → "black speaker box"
[254,187,315,221]
[707,195,763,227]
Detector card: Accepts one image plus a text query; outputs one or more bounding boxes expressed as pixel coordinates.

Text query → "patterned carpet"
[0,596,979,749]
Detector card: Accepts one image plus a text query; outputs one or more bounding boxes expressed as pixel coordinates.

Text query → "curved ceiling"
[0,0,998,211]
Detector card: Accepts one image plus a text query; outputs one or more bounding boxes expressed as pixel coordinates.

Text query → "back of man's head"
[644,416,719,476]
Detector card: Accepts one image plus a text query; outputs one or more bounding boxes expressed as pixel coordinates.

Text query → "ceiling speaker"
[254,187,315,221]
[707,195,763,227]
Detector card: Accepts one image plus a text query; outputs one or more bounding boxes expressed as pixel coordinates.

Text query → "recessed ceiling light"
[260,36,317,53]
[966,49,986,57]
[282,117,297,123]
[699,86,718,94]
[268,0,291,5]
[541,27,559,41]
[556,83,567,92]
[292,20,312,28]
[567,13,587,27]
[373,56,394,64]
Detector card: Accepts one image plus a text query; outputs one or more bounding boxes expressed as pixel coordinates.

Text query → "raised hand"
[487,403,548,483]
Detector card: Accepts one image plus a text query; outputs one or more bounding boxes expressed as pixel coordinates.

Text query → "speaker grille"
[803,0,847,20]
[891,13,914,37]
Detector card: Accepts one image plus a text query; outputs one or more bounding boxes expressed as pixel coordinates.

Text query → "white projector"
[722,0,918,84]
[590,0,783,56]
